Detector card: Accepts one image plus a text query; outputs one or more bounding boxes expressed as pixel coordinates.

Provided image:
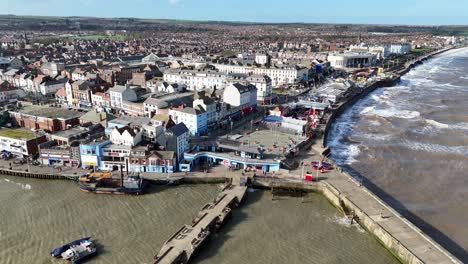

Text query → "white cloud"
[168,0,180,5]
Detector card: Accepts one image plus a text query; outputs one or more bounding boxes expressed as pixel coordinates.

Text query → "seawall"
[319,47,463,263]
[322,46,455,148]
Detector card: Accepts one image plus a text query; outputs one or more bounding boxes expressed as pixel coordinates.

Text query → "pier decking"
[154,184,247,264]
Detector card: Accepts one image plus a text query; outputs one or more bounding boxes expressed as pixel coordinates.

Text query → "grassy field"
[410,47,435,55]
[73,34,127,41]
[272,88,287,95]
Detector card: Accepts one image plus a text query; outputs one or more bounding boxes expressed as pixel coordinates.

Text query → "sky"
[1,0,468,26]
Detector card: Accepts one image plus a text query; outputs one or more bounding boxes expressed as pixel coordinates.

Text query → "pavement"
[0,159,90,178]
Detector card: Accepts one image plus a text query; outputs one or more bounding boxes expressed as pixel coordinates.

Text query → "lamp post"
[301,161,305,180]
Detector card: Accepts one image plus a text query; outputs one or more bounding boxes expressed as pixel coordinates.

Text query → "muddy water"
[0,177,397,263]
[327,48,468,260]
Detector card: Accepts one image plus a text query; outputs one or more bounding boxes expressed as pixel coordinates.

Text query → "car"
[13,158,26,165]
[310,161,333,172]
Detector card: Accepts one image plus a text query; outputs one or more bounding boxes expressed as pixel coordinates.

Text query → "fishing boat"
[79,172,144,195]
[50,237,91,257]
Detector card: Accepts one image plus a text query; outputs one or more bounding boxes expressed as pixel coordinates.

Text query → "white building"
[109,84,138,109]
[246,75,272,102]
[39,78,68,96]
[158,82,184,93]
[0,82,24,104]
[0,128,46,156]
[163,70,228,91]
[255,54,269,65]
[193,92,217,127]
[109,126,143,147]
[389,43,411,55]
[143,97,168,118]
[142,120,165,144]
[41,62,65,76]
[223,83,257,108]
[168,106,207,136]
[213,64,252,75]
[213,64,307,87]
[369,45,391,59]
[327,52,377,68]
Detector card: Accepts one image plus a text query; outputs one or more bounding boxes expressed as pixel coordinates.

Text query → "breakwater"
[153,184,247,264]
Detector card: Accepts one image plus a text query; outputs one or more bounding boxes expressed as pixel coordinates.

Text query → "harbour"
[0,46,464,263]
[0,175,398,264]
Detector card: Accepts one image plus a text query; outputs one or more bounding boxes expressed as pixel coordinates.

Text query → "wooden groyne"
[153,184,247,264]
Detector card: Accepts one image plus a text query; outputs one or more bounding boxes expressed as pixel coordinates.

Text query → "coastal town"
[0,15,467,264]
[0,20,463,178]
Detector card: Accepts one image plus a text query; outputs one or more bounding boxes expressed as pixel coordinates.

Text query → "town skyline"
[2,0,468,26]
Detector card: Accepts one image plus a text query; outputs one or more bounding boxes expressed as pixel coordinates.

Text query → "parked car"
[13,158,26,165]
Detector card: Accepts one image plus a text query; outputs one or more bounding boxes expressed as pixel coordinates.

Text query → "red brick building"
[9,105,83,133]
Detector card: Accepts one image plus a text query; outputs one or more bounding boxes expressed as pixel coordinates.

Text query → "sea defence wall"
[322,46,454,148]
[317,47,463,263]
[253,177,461,264]
[321,75,400,147]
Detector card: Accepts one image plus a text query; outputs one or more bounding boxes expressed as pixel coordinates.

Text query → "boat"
[60,239,96,263]
[50,237,91,257]
[79,172,144,195]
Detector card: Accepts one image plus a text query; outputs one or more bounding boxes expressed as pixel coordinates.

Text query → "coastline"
[1,46,464,263]
[318,46,465,263]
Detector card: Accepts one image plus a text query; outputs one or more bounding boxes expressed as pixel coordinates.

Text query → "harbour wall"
[0,167,75,180]
[252,177,461,263]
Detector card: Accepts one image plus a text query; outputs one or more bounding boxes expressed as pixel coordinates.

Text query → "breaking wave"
[2,178,32,190]
[400,141,468,156]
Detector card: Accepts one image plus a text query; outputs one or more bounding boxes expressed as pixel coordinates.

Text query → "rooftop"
[0,128,39,140]
[14,105,84,120]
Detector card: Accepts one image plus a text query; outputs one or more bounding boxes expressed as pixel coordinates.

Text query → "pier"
[153,184,247,264]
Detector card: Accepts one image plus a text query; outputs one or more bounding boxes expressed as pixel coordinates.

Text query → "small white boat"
[60,239,96,263]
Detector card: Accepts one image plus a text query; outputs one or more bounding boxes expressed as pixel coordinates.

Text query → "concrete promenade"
[154,184,247,264]
[308,47,463,264]
[304,144,461,264]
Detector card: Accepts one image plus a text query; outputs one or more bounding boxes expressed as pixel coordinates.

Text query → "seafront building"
[0,26,457,176]
[179,137,281,172]
[0,128,47,157]
[212,63,308,87]
[327,52,377,68]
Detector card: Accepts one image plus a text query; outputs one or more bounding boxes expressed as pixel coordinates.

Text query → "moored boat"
[50,237,91,258]
[79,173,145,195]
[60,239,96,263]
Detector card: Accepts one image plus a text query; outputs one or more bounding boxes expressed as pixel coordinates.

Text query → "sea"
[327,47,468,261]
[0,176,398,264]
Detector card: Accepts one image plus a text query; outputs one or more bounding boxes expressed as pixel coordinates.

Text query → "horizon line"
[1,13,468,27]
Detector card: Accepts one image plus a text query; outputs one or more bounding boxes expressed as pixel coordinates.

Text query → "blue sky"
[1,0,467,25]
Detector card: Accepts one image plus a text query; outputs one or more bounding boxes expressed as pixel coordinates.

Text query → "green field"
[74,34,127,41]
